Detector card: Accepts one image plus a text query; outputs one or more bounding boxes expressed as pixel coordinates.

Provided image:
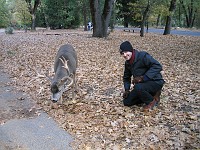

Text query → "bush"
[5,27,14,34]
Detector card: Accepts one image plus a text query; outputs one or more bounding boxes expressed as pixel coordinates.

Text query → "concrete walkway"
[0,67,73,150]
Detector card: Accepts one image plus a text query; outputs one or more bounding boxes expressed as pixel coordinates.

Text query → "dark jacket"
[123,50,165,90]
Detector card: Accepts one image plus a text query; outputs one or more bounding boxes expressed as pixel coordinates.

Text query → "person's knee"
[123,98,132,106]
[134,84,143,94]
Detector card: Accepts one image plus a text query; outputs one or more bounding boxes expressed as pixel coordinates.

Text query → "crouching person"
[119,41,165,111]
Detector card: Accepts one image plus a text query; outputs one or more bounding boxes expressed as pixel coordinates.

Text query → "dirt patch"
[0,66,38,125]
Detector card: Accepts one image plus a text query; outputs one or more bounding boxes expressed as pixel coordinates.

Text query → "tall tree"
[89,0,115,38]
[35,0,48,28]
[43,0,81,29]
[179,0,197,28]
[117,0,133,27]
[163,0,177,35]
[80,0,91,31]
[14,0,31,26]
[151,1,168,28]
[140,0,150,37]
[25,0,40,30]
[82,0,88,31]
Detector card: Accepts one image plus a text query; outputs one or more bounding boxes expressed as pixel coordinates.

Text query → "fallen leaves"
[0,29,199,149]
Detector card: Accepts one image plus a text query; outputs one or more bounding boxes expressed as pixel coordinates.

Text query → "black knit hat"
[119,41,133,54]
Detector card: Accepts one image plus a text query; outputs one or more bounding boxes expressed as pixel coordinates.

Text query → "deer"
[48,44,77,103]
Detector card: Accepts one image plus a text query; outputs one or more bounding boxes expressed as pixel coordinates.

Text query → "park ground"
[0,29,199,149]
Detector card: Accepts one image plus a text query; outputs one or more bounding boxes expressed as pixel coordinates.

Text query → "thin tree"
[89,0,115,38]
[117,0,132,28]
[163,0,177,35]
[82,0,87,31]
[25,0,40,30]
[140,0,150,37]
[179,0,197,28]
[81,0,90,31]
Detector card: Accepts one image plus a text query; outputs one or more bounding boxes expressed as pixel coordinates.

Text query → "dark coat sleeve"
[143,53,163,79]
[123,62,132,91]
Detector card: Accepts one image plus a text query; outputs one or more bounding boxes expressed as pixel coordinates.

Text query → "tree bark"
[89,0,115,38]
[124,16,129,28]
[25,0,41,31]
[82,0,88,31]
[31,14,36,30]
[156,14,161,28]
[140,1,150,37]
[163,0,176,35]
[179,0,196,28]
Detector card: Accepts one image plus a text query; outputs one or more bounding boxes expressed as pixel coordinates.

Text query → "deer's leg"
[61,95,63,104]
[71,74,77,103]
[74,74,78,92]
[74,74,79,94]
[72,75,75,101]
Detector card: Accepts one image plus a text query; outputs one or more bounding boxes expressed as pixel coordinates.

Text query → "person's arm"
[123,63,132,91]
[143,53,163,79]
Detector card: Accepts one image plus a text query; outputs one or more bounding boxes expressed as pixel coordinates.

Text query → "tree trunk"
[191,10,196,27]
[25,0,41,31]
[163,16,172,35]
[90,0,115,38]
[178,4,181,27]
[82,0,88,31]
[110,3,116,32]
[179,0,196,28]
[124,16,129,28]
[44,14,49,29]
[31,14,36,30]
[156,14,161,27]
[140,1,150,37]
[146,21,149,33]
[163,0,177,35]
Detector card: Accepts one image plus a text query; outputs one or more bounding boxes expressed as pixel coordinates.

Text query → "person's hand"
[123,90,130,99]
[132,76,144,84]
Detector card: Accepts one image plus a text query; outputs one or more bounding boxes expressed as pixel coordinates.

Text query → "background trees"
[40,0,81,29]
[1,0,200,36]
[179,0,199,28]
[0,0,10,28]
[25,0,40,30]
[14,0,31,28]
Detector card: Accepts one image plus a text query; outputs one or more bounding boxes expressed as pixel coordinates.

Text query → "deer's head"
[50,75,73,103]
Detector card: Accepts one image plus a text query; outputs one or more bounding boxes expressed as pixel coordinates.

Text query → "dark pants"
[123,81,163,106]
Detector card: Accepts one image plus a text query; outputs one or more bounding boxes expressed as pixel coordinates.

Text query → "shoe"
[143,99,157,111]
[154,90,161,106]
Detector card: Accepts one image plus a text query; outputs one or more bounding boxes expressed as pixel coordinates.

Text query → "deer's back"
[54,44,77,74]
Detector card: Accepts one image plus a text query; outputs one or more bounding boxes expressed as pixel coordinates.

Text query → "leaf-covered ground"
[0,29,199,150]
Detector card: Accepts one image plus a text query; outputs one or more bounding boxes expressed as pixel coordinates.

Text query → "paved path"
[0,29,5,35]
[0,67,73,150]
[116,27,200,36]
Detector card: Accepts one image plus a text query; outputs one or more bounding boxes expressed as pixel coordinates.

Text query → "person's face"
[121,51,132,60]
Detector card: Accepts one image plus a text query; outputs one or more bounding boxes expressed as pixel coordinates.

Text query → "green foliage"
[116,0,152,27]
[195,8,200,28]
[116,0,200,28]
[0,0,10,27]
[150,2,169,27]
[2,0,200,30]
[13,0,31,26]
[5,26,14,34]
[0,0,31,28]
[36,0,81,29]
[116,0,134,26]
